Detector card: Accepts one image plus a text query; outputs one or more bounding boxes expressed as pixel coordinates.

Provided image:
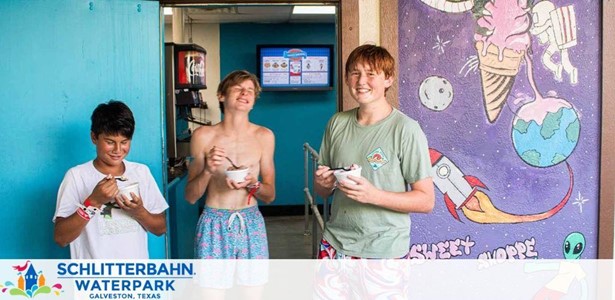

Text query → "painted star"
[572,192,589,213]
[432,35,451,54]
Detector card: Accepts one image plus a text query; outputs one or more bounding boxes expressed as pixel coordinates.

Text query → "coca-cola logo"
[187,56,205,78]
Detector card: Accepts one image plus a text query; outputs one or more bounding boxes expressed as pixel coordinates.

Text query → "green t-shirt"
[318,107,431,258]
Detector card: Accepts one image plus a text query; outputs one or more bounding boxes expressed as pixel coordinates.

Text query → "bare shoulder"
[192,124,220,143]
[253,125,275,140]
[192,123,218,137]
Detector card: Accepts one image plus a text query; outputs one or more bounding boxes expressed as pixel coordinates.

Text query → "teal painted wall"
[167,175,198,259]
[0,0,166,258]
[219,23,337,206]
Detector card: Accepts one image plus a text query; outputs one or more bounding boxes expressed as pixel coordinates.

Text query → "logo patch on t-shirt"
[367,147,389,170]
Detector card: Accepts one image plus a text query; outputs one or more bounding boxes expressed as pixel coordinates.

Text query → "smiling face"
[344,45,395,107]
[220,79,257,113]
[217,70,262,114]
[92,132,131,172]
[346,62,393,106]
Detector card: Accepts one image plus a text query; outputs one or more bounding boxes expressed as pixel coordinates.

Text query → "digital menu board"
[256,45,334,91]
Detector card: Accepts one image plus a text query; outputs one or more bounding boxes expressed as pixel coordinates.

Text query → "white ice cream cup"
[333,166,362,185]
[119,182,140,201]
[225,167,249,183]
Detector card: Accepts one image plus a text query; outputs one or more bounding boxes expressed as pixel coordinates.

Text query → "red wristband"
[247,181,262,205]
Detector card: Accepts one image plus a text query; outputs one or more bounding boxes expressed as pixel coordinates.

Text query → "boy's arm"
[376,177,435,213]
[185,127,214,204]
[54,214,89,247]
[253,128,276,203]
[115,194,167,236]
[314,118,336,199]
[132,211,167,236]
[338,176,435,214]
[54,175,120,247]
[314,166,336,199]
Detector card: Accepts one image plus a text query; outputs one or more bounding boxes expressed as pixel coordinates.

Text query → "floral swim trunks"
[195,205,268,259]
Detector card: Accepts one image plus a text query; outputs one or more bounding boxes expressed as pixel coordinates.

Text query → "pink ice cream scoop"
[473,0,532,123]
[474,0,532,60]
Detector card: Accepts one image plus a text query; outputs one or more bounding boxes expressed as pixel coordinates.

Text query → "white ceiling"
[164,5,336,24]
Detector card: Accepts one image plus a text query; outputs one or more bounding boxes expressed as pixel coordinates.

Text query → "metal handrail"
[303,143,327,258]
[304,143,320,159]
[304,188,325,229]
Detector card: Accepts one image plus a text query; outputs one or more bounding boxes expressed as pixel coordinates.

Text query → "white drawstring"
[227,211,246,233]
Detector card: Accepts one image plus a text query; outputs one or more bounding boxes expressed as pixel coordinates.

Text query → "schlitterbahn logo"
[57,262,194,299]
[0,260,63,298]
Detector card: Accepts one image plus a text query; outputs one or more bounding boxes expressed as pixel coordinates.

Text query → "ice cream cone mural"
[475,41,525,122]
[474,0,532,123]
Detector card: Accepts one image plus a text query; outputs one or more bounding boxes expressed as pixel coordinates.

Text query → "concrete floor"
[264,215,317,259]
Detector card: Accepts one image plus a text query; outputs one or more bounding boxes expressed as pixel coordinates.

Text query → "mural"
[524,232,588,298]
[400,0,600,258]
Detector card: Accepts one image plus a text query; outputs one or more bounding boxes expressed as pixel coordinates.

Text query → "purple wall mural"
[399,0,600,259]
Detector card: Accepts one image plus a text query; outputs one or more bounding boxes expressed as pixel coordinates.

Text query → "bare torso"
[192,123,265,209]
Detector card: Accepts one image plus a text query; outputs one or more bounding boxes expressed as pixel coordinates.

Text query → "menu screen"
[257,45,333,91]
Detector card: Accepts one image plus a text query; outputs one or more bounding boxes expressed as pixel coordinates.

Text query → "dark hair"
[345,44,395,80]
[91,100,135,139]
[217,70,262,114]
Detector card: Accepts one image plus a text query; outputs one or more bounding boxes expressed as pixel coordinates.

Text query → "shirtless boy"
[185,70,275,260]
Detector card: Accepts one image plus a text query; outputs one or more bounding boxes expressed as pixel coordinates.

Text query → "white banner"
[0,259,612,299]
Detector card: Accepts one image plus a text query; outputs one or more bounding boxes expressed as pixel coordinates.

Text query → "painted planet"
[419,75,454,111]
[512,97,580,167]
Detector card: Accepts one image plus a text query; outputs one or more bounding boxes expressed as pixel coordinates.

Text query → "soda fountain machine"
[164,43,208,180]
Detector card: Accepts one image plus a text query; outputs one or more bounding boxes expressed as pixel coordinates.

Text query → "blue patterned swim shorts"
[195,205,269,259]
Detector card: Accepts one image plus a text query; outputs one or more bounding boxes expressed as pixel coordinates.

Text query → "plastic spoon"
[114,176,128,181]
[330,167,351,171]
[225,157,240,169]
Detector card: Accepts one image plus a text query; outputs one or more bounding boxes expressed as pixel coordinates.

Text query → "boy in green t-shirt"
[314,44,435,259]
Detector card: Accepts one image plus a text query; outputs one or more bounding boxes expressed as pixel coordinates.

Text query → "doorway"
[161,2,340,259]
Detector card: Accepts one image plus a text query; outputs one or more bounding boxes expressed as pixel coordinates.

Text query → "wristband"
[247,181,262,205]
[77,199,100,220]
[76,207,91,221]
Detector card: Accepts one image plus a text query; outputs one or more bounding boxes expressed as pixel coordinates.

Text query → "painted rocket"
[429,148,573,224]
[429,148,488,221]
